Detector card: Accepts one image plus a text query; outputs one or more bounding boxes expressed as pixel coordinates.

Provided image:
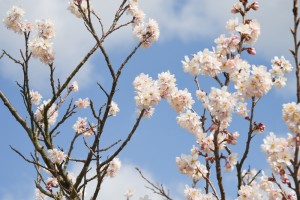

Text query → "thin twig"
[136,168,172,200]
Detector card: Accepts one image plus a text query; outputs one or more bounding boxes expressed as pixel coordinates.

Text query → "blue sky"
[0,0,298,199]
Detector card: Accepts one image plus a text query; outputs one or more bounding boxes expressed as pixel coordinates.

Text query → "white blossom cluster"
[68,0,89,18]
[182,48,222,77]
[36,19,55,40]
[4,6,57,64]
[261,132,295,173]
[237,182,263,200]
[157,71,177,98]
[259,172,297,200]
[271,56,293,88]
[3,6,33,34]
[75,97,90,109]
[108,101,120,116]
[176,147,208,182]
[133,73,161,117]
[30,90,43,105]
[168,88,195,113]
[177,110,202,135]
[28,19,55,64]
[69,81,79,92]
[197,131,228,155]
[128,0,159,48]
[235,172,297,200]
[215,34,240,56]
[282,102,300,134]
[206,87,236,129]
[48,148,66,164]
[73,117,94,137]
[35,99,58,126]
[106,157,121,178]
[46,177,58,191]
[184,185,215,200]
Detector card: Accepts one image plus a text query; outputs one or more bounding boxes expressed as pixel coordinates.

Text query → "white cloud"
[0,0,297,95]
[71,162,183,200]
[0,0,133,91]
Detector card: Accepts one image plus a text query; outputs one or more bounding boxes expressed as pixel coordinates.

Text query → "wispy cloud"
[0,0,295,91]
[14,162,182,200]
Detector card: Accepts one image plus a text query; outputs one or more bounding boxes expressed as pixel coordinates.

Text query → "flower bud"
[75,0,82,5]
[247,47,256,55]
[251,2,259,11]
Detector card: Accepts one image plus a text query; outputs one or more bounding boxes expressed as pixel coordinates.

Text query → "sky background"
[0,0,298,199]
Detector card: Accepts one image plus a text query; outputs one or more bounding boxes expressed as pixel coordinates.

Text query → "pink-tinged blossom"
[184,185,201,200]
[227,131,240,145]
[253,122,265,133]
[107,158,121,178]
[36,19,55,40]
[215,35,239,56]
[28,37,54,64]
[75,98,90,109]
[73,117,87,134]
[282,102,300,134]
[250,2,259,11]
[73,117,94,137]
[177,110,202,135]
[168,88,194,113]
[35,100,58,126]
[46,177,58,191]
[198,132,227,154]
[48,148,66,164]
[224,153,238,172]
[247,48,256,55]
[157,71,177,98]
[30,90,42,105]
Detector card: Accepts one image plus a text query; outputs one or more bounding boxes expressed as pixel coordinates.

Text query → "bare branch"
[1,50,23,65]
[136,168,172,200]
